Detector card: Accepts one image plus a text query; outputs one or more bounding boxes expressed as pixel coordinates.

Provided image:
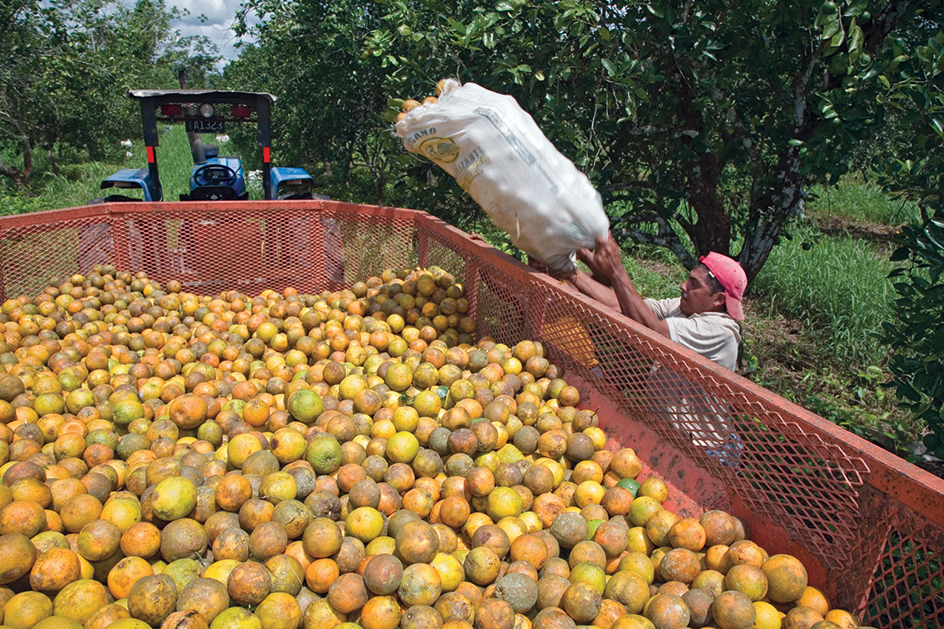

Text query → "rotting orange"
[763,554,809,603]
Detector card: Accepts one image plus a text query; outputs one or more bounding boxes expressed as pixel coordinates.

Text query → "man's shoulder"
[690,310,739,327]
[644,297,682,319]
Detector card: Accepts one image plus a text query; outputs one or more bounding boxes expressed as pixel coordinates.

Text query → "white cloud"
[170,0,248,60]
[174,0,235,24]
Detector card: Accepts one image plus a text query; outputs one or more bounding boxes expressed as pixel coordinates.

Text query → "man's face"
[679,266,724,316]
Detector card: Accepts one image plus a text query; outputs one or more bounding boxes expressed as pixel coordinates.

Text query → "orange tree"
[233,0,939,280]
[876,28,944,452]
[361,0,941,281]
[0,0,220,193]
[226,1,405,205]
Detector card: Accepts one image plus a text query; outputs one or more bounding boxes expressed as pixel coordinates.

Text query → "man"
[560,231,746,371]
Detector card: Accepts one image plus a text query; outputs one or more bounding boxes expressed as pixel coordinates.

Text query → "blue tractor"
[93,90,319,203]
[82,90,342,281]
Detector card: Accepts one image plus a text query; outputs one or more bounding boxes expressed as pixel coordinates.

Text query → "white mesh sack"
[395,80,609,274]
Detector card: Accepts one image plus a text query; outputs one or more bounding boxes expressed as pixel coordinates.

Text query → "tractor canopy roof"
[127,90,276,104]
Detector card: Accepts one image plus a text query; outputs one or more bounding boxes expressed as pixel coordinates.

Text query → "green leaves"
[881,211,944,446]
[198,0,941,291]
[1,0,209,190]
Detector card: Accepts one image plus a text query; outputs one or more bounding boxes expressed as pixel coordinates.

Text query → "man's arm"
[566,270,620,310]
[586,232,670,338]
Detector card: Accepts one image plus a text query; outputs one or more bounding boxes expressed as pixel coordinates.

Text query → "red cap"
[699,252,747,320]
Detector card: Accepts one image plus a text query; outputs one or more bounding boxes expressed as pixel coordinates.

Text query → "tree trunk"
[0,162,30,192]
[687,153,732,257]
[738,219,784,283]
[48,148,60,177]
[0,123,32,192]
[675,69,732,259]
[376,173,386,206]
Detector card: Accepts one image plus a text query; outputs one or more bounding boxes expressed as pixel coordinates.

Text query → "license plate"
[186,119,225,133]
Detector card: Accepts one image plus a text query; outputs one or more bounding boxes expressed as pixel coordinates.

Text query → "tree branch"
[612,216,698,270]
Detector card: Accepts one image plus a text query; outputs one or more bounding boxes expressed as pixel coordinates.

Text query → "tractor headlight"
[199,104,215,118]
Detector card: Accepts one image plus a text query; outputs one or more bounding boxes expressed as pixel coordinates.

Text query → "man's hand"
[590,233,629,283]
[573,231,670,338]
[577,246,613,288]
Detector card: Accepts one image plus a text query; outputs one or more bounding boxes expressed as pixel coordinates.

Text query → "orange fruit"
[167,394,207,429]
[398,562,442,606]
[430,552,464,592]
[149,477,197,521]
[305,558,340,594]
[795,586,830,616]
[106,556,154,599]
[52,579,110,623]
[288,388,323,423]
[752,601,783,629]
[0,532,37,585]
[763,554,809,603]
[360,595,401,629]
[327,573,369,614]
[84,604,132,629]
[76,519,122,561]
[346,506,385,544]
[306,433,343,474]
[255,592,302,629]
[100,497,142,533]
[2,591,54,629]
[120,522,162,559]
[645,593,690,628]
[303,517,344,559]
[385,431,420,464]
[29,548,82,592]
[783,606,825,629]
[0,500,47,536]
[227,561,271,607]
[710,590,757,629]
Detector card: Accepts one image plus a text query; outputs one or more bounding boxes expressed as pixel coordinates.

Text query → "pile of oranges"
[394,80,449,123]
[0,264,871,629]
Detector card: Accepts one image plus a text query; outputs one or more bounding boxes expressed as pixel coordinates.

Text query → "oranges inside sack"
[0,264,868,629]
[392,80,448,123]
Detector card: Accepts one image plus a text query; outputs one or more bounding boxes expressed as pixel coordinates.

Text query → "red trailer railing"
[1,200,942,627]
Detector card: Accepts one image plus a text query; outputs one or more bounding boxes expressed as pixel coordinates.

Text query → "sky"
[171,0,249,62]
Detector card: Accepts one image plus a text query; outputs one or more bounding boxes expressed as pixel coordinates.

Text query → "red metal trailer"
[1,200,942,627]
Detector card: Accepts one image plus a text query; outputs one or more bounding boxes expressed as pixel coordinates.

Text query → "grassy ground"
[1,127,259,213]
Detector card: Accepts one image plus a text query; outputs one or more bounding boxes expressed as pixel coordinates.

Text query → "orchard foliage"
[227,2,400,204]
[365,0,941,280]
[883,215,944,457]
[2,0,941,282]
[872,24,944,445]
[0,0,221,192]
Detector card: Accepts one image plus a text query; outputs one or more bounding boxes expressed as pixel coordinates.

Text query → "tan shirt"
[644,297,741,371]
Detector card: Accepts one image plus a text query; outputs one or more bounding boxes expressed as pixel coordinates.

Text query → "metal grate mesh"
[1,201,943,619]
[863,509,944,628]
[519,274,871,565]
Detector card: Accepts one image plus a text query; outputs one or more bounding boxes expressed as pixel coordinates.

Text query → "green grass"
[807,179,922,226]
[621,256,686,300]
[13,126,262,210]
[38,161,134,208]
[750,221,898,364]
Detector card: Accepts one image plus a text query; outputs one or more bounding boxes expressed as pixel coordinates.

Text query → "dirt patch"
[915,458,944,479]
[805,209,904,254]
